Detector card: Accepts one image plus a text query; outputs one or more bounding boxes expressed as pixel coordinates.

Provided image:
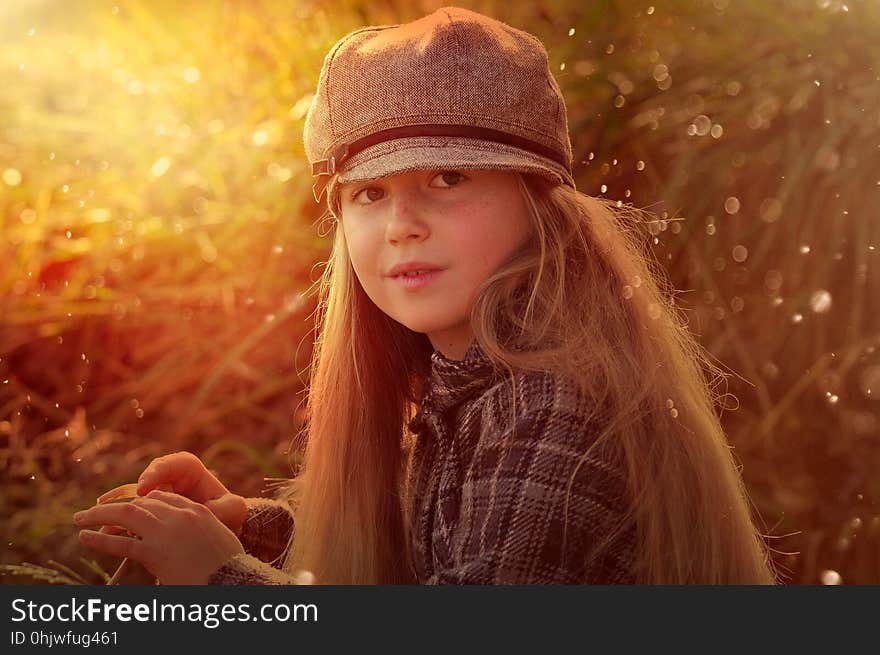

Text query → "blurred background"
[1,0,877,585]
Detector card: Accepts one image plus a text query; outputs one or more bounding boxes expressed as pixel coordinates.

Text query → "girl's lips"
[390,269,444,290]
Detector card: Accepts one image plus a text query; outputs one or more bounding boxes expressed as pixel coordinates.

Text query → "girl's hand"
[97,451,248,538]
[75,489,245,585]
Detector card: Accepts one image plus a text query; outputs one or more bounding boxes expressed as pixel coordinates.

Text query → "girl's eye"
[352,186,384,204]
[429,170,467,188]
[350,171,467,205]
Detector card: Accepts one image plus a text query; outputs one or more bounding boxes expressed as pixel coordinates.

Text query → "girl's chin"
[393,317,456,336]
[398,320,440,335]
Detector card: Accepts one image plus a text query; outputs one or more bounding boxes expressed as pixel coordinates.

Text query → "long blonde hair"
[278,172,779,585]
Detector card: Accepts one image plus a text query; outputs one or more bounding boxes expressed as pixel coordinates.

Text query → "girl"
[74,6,779,585]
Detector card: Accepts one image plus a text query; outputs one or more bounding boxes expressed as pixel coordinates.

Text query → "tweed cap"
[303,6,576,211]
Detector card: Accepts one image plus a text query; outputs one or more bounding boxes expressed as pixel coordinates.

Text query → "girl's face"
[339,169,531,360]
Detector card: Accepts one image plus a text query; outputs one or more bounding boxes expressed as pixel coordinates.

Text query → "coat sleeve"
[426,408,636,585]
[235,497,296,566]
[208,496,298,585]
[208,553,304,585]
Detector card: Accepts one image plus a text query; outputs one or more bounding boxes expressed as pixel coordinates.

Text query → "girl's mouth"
[391,269,444,290]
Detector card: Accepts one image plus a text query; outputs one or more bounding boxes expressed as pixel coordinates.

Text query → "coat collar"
[408,338,500,435]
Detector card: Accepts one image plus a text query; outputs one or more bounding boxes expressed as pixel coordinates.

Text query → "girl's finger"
[98,524,127,536]
[79,530,147,563]
[74,503,159,536]
[136,452,201,495]
[142,489,197,509]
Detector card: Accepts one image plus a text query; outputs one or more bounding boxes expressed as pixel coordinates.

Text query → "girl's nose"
[386,193,428,242]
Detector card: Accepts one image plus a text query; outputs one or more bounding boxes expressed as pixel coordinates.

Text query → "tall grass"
[1,0,877,584]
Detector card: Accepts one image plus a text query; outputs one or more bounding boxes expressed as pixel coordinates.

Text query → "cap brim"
[319,136,575,206]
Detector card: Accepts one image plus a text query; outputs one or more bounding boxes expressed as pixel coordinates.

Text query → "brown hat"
[303,6,576,210]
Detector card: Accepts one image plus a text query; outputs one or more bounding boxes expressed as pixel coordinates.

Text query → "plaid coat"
[209,339,637,585]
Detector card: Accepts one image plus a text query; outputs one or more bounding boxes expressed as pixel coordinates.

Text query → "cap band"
[311,124,571,202]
